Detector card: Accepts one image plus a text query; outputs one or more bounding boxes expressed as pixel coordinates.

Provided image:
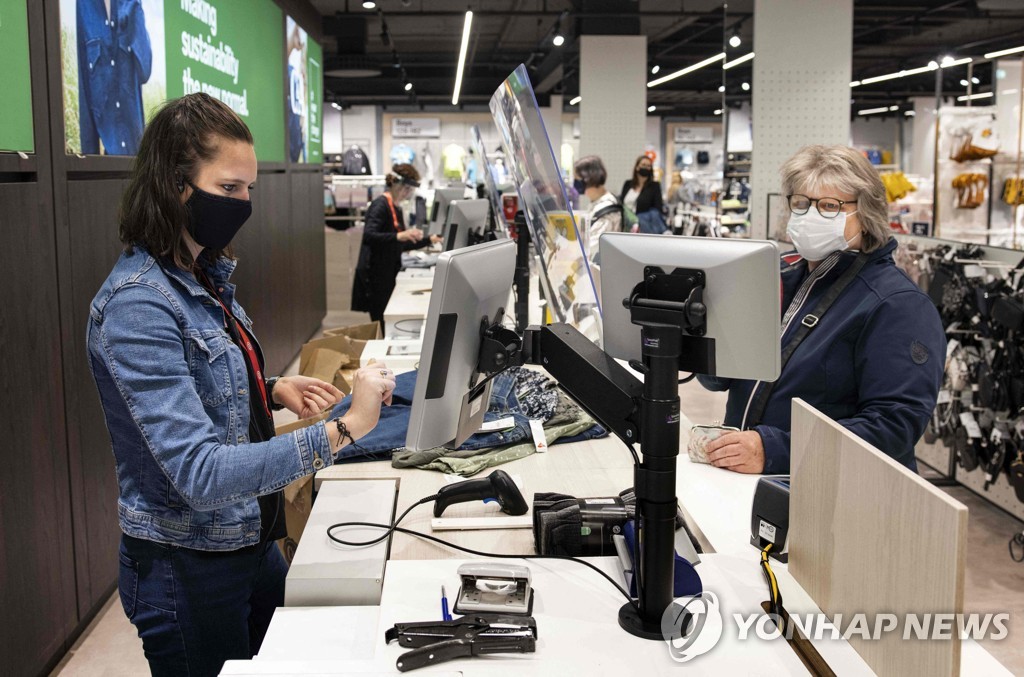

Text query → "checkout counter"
[221,267,1012,677]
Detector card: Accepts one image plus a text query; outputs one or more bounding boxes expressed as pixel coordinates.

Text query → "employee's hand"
[398,228,424,243]
[341,364,397,442]
[430,234,443,245]
[274,375,344,419]
[705,431,766,474]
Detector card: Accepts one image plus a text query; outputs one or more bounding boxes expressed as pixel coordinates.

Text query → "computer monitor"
[405,239,517,451]
[471,124,508,238]
[413,196,427,228]
[442,199,489,252]
[428,188,464,237]
[323,186,337,215]
[600,233,782,381]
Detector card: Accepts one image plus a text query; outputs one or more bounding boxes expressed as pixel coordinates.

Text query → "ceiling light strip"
[647,52,725,88]
[857,107,891,115]
[957,92,993,102]
[723,52,754,70]
[984,45,1024,59]
[452,11,473,106]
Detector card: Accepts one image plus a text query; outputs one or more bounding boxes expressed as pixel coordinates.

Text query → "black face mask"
[573,178,587,194]
[184,180,252,250]
[637,167,652,178]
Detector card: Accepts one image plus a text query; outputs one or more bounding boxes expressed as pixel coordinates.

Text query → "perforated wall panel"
[580,36,647,193]
[750,0,853,239]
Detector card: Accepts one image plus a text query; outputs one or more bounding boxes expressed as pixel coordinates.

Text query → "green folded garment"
[391,407,596,477]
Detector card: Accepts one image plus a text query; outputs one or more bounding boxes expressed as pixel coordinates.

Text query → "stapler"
[453,562,534,615]
[385,613,537,672]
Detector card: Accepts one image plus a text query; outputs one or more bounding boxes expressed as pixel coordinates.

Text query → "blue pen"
[441,585,452,621]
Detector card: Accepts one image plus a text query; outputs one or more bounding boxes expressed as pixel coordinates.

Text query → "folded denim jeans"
[329,368,606,462]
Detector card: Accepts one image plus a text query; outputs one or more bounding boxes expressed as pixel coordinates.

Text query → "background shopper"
[573,154,622,262]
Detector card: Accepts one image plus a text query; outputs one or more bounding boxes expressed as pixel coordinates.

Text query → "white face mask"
[787,209,859,261]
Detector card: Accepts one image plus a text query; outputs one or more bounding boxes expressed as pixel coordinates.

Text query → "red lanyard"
[383,192,403,232]
[197,270,271,417]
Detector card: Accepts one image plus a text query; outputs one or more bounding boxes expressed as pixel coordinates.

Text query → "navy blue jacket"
[77,0,152,155]
[699,239,944,473]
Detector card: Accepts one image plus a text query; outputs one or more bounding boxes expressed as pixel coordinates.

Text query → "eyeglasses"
[787,194,857,219]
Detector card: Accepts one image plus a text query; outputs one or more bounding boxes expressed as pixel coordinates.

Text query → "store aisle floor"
[49,229,1024,675]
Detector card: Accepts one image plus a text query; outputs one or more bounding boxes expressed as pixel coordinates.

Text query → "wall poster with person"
[285,14,322,164]
[60,0,287,161]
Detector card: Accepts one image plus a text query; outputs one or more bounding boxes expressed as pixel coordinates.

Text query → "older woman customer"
[699,144,944,474]
[573,155,622,262]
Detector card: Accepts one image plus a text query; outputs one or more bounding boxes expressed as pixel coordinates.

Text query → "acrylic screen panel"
[489,65,600,331]
[470,124,508,238]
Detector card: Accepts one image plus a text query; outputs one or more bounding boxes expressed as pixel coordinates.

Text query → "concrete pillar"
[541,94,564,175]
[579,35,647,192]
[750,0,853,239]
[909,97,937,176]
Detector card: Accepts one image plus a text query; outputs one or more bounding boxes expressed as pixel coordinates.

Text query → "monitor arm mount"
[474,266,710,640]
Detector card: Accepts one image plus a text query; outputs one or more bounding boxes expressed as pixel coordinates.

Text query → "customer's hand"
[342,364,397,441]
[398,228,424,243]
[430,234,443,245]
[705,431,766,474]
[274,376,344,419]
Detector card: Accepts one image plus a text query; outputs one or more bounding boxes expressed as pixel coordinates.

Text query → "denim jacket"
[87,247,335,551]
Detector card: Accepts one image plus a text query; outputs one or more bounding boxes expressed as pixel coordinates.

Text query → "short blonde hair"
[780,145,891,253]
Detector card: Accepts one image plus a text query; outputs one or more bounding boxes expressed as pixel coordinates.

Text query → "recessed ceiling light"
[741,82,750,91]
[553,34,565,47]
[651,65,660,74]
[729,34,741,48]
[648,105,656,112]
[362,1,376,9]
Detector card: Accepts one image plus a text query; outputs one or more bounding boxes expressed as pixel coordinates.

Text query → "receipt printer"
[750,475,790,563]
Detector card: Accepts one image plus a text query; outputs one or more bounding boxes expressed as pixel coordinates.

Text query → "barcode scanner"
[433,470,529,517]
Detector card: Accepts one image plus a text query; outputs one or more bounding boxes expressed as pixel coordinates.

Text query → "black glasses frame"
[786,193,857,219]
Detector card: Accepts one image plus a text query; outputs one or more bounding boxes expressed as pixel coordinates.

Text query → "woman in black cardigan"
[351,164,439,327]
[619,154,664,215]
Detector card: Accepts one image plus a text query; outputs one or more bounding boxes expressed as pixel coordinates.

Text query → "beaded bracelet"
[334,418,354,447]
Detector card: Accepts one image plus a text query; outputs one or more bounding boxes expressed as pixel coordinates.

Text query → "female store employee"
[700,144,945,474]
[352,164,441,326]
[87,93,396,676]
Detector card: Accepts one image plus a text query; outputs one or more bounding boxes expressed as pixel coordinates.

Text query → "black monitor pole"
[483,265,710,640]
[513,211,531,334]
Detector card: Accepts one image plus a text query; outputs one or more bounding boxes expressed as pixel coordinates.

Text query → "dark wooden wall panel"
[0,183,77,675]
[63,179,131,617]
[7,0,327,671]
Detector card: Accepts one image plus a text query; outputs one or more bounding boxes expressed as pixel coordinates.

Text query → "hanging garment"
[390,144,416,165]
[342,146,372,175]
[442,143,467,180]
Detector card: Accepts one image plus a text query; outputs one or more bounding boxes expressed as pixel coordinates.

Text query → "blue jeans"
[118,534,288,676]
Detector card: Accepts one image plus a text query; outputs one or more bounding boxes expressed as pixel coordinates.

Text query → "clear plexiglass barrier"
[470,124,508,239]
[489,65,601,338]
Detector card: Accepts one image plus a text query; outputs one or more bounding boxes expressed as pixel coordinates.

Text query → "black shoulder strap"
[592,203,623,221]
[745,253,871,429]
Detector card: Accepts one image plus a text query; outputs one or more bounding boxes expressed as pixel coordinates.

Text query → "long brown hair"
[119,93,254,269]
[629,154,652,190]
